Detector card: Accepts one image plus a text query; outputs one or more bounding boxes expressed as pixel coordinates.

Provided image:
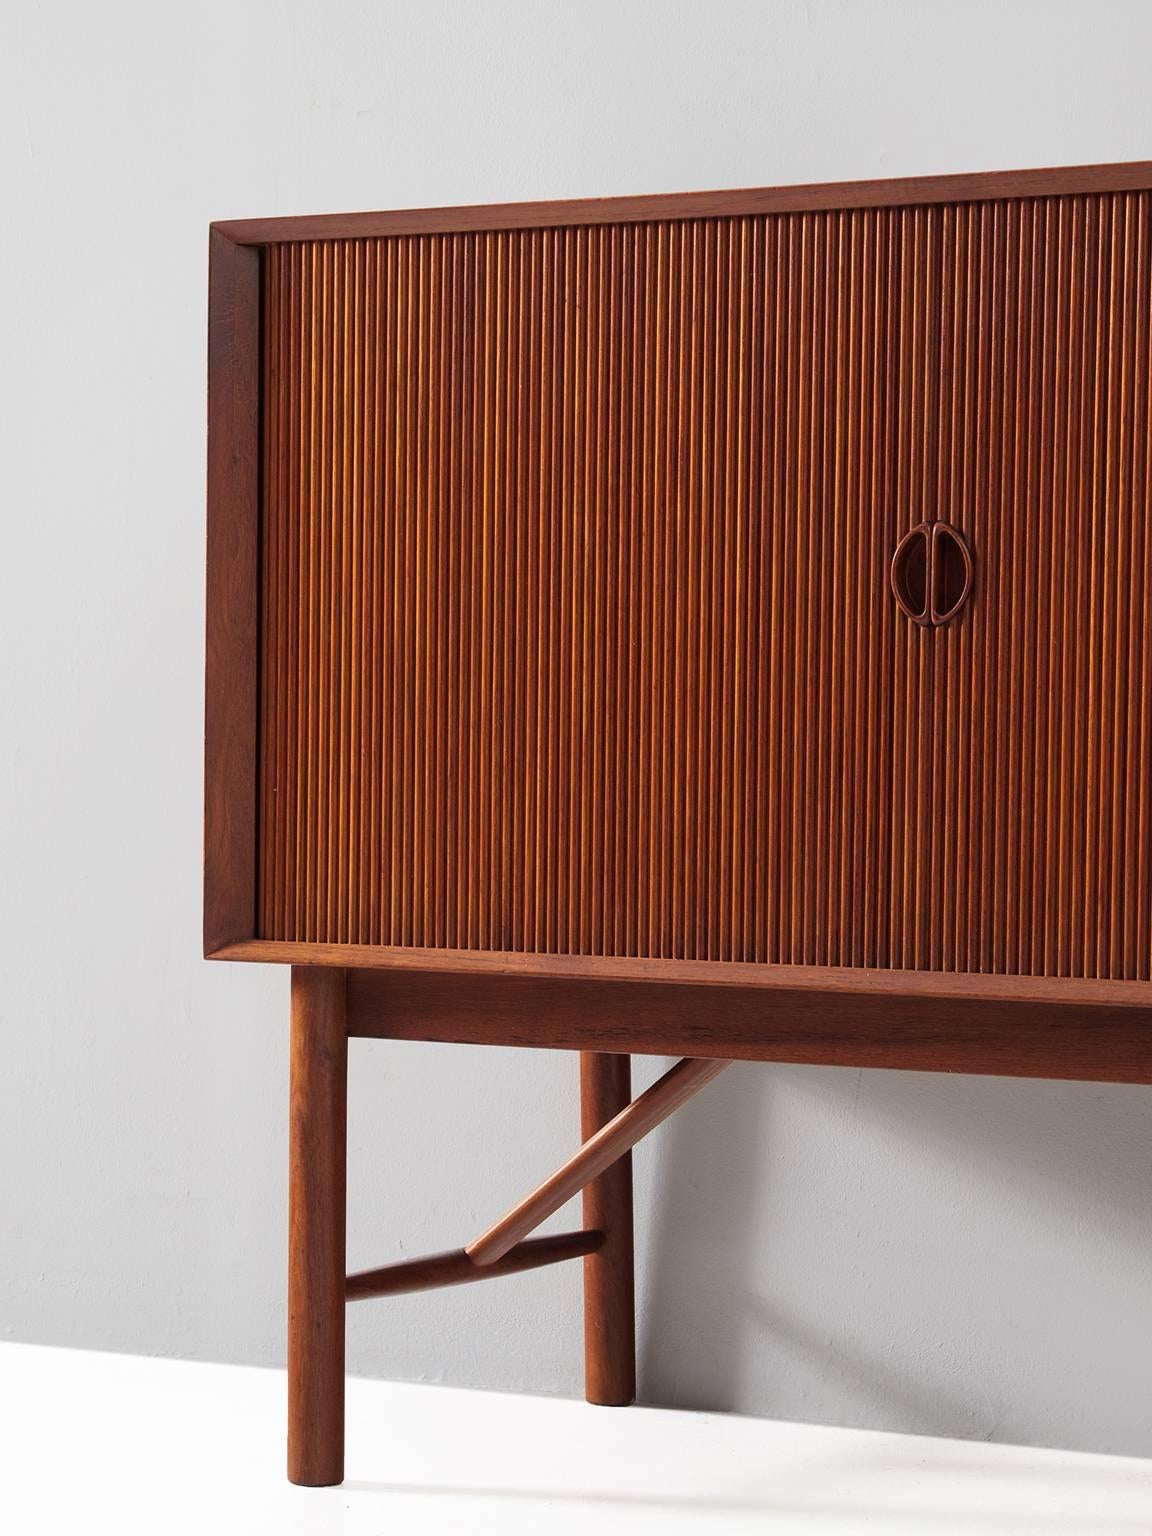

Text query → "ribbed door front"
[254,196,1152,980]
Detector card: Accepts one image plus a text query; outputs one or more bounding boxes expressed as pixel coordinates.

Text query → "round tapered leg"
[580,1052,635,1406]
[287,967,348,1486]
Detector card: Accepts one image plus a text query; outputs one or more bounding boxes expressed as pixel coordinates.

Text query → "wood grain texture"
[345,1229,602,1300]
[287,967,347,1487]
[212,160,1152,245]
[346,968,1152,1085]
[204,230,261,953]
[254,189,1152,983]
[581,1053,635,1407]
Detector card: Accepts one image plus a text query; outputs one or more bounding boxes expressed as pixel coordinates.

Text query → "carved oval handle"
[890,521,974,628]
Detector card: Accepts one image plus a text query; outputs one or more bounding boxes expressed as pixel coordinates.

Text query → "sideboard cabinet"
[206,162,1152,1485]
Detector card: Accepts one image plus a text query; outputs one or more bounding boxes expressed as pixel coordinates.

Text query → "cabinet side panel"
[205,232,261,953]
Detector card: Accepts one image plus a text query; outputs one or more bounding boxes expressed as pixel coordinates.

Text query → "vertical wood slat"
[255,193,1152,981]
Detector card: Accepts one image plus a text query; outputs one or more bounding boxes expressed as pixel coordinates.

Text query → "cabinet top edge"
[210,160,1152,247]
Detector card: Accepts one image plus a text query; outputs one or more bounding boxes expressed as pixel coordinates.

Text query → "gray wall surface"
[2,0,1151,1459]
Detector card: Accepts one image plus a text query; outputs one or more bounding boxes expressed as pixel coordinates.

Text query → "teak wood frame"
[207,162,1152,1488]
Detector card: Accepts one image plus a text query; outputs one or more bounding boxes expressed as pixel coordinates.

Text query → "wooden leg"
[580,1052,635,1406]
[287,966,348,1486]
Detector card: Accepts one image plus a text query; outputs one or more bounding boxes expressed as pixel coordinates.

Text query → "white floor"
[3,1343,1151,1534]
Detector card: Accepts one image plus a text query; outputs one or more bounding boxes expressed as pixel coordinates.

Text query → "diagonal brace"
[467,1056,730,1267]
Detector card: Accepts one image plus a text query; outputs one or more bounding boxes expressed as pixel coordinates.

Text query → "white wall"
[2,0,1151,1458]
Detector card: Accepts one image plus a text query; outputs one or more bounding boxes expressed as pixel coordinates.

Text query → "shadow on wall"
[638,1061,1152,1455]
[638,1062,771,1414]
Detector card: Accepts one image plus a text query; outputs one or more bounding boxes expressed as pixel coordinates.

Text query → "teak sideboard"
[206,161,1152,1485]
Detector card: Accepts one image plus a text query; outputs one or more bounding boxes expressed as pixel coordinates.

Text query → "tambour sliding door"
[256,208,938,968]
[253,194,1152,981]
[931,190,1152,982]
